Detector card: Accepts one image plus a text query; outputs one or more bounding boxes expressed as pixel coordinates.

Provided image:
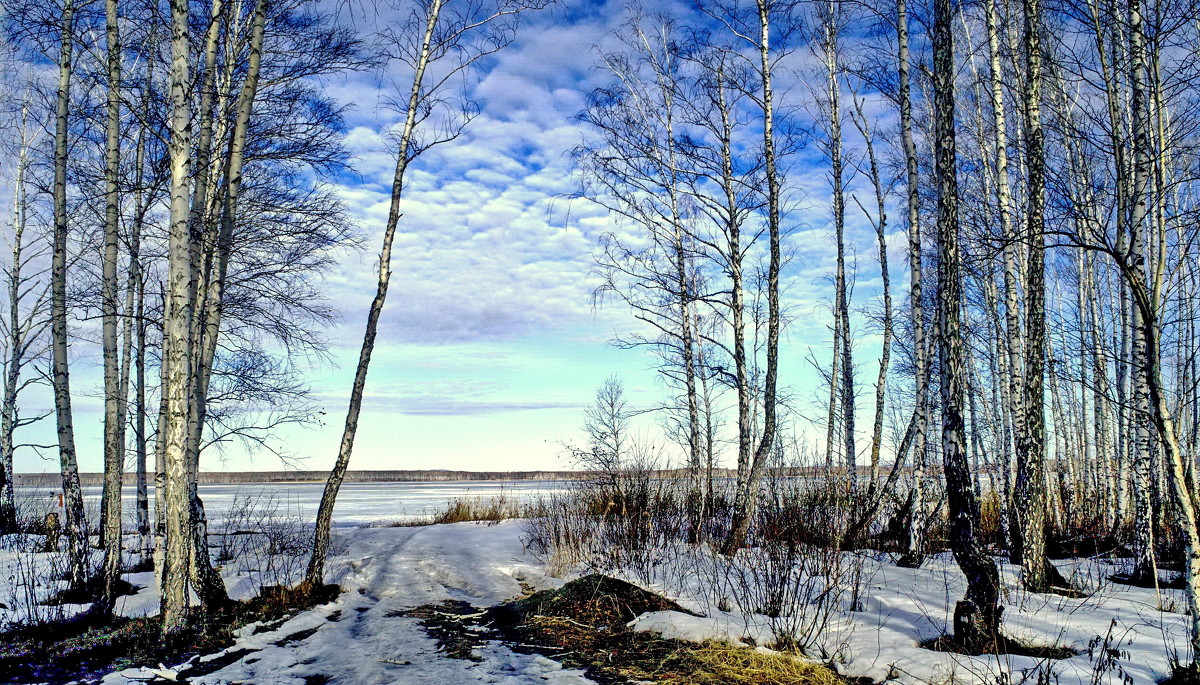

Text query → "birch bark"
[95,0,126,616]
[306,0,445,587]
[50,0,88,589]
[160,0,197,635]
[933,0,1002,647]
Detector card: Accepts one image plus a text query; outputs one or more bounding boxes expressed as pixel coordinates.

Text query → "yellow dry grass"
[655,640,845,685]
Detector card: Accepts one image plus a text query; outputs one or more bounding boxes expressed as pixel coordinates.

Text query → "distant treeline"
[14,466,881,488]
[14,470,590,487]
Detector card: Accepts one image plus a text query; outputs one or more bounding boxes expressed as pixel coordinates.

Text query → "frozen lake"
[14,479,574,529]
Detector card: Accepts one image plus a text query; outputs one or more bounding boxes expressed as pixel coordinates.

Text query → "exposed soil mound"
[920,633,1077,660]
[41,577,140,606]
[503,573,690,628]
[1110,571,1187,590]
[481,574,851,684]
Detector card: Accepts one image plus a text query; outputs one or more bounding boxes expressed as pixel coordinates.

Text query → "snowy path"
[102,523,593,685]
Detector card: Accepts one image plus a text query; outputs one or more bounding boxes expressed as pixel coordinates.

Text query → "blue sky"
[13,0,901,475]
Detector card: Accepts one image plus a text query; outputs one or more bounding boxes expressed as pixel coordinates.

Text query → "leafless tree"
[304,0,552,589]
[931,0,1002,648]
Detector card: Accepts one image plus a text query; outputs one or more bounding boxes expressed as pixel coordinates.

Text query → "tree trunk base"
[952,599,1002,653]
[1025,559,1081,596]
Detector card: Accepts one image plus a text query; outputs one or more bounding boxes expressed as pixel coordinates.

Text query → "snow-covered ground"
[1,517,1192,684]
[629,550,1189,683]
[100,522,594,685]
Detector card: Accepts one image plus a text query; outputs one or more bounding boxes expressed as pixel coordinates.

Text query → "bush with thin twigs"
[1,532,77,630]
[697,474,864,657]
[526,440,690,587]
[0,488,106,630]
[213,489,313,594]
[525,445,866,660]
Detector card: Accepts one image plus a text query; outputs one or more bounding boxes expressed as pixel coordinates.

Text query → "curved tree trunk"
[932,0,1002,648]
[305,0,446,588]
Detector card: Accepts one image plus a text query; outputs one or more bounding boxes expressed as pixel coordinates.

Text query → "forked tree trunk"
[1122,135,1200,665]
[826,315,842,471]
[644,32,703,525]
[837,99,895,550]
[179,0,229,611]
[185,0,268,613]
[823,2,855,491]
[857,101,892,485]
[1143,313,1200,670]
[708,60,755,544]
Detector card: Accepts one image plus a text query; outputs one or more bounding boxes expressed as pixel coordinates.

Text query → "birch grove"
[2,0,1200,673]
[570,0,1200,668]
[3,0,365,636]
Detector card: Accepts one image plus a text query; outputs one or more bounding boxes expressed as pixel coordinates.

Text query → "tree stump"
[42,512,61,552]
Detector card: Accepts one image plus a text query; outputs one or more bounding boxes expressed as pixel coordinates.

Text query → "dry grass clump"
[676,641,847,685]
[432,493,527,524]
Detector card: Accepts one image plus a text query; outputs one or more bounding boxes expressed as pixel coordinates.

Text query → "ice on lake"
[14,479,571,528]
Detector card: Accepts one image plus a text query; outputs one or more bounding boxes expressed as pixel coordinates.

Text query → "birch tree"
[94,0,126,618]
[932,0,1002,648]
[716,0,790,556]
[159,0,196,634]
[0,91,49,536]
[49,0,89,589]
[1011,0,1063,593]
[814,0,857,491]
[305,0,551,589]
[579,12,703,493]
[895,0,930,568]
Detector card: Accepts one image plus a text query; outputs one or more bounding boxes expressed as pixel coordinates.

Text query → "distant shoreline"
[14,470,593,487]
[14,465,869,487]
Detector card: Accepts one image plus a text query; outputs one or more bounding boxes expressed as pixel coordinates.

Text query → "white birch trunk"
[50,0,88,589]
[160,0,196,635]
[306,0,446,586]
